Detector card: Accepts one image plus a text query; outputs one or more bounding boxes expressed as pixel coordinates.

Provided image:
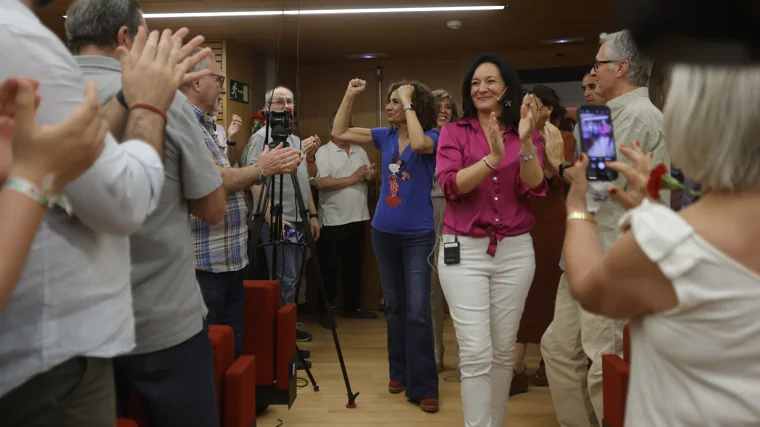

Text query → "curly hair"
[461,53,523,127]
[386,81,438,132]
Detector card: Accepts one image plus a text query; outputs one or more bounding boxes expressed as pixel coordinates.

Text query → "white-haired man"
[241,86,319,342]
[542,29,669,427]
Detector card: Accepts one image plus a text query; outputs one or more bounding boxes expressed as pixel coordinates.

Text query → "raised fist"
[347,78,367,96]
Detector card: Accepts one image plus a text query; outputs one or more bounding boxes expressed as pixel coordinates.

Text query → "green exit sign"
[229,80,249,104]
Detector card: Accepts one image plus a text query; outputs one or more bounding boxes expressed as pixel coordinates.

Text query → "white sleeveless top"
[625,201,760,427]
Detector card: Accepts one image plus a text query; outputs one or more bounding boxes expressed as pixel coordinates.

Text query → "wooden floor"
[257,313,559,427]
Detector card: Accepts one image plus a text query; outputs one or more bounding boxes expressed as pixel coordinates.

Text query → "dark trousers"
[196,269,245,357]
[318,220,367,313]
[113,330,219,427]
[371,228,439,400]
[0,357,116,427]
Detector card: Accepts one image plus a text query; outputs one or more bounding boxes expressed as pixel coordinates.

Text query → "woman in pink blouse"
[436,54,546,427]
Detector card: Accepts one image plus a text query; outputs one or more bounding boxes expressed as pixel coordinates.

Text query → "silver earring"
[505,100,512,108]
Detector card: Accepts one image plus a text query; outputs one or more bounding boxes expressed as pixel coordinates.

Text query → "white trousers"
[438,234,535,427]
[540,273,626,427]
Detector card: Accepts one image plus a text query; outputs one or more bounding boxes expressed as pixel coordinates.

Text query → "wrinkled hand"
[352,164,368,183]
[607,141,654,210]
[227,114,242,141]
[485,112,504,163]
[397,85,415,104]
[363,163,377,181]
[518,93,538,142]
[119,27,212,111]
[257,142,301,176]
[302,135,320,158]
[346,78,367,96]
[9,80,106,193]
[541,121,566,172]
[310,217,320,241]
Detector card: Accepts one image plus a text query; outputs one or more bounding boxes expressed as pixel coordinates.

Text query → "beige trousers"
[540,273,626,427]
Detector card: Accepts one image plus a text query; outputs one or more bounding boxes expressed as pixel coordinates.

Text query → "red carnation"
[646,162,700,201]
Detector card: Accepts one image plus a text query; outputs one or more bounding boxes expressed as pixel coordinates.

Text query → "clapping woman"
[331,78,441,413]
[436,54,546,427]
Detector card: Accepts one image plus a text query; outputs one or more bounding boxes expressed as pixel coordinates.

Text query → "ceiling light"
[124,5,505,19]
[539,37,585,45]
[347,53,388,59]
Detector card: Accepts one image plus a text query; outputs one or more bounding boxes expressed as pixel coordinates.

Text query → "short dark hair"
[386,81,437,132]
[460,53,523,127]
[559,117,577,132]
[431,89,461,123]
[530,84,566,124]
[65,0,143,55]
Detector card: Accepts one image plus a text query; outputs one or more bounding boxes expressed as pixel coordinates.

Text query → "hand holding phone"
[579,105,618,181]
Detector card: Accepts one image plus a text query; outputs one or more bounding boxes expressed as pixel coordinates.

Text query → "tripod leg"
[289,173,359,408]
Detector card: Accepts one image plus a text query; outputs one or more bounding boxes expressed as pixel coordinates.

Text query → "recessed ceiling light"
[347,53,388,59]
[539,37,585,45]
[85,5,506,19]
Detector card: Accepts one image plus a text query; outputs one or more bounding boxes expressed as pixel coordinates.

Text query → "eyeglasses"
[210,73,226,88]
[593,60,621,72]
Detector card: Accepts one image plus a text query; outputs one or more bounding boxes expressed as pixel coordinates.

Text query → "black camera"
[266,109,292,148]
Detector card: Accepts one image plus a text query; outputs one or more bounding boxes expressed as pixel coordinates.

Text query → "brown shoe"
[510,367,529,396]
[531,359,548,387]
[388,380,405,394]
[420,398,439,413]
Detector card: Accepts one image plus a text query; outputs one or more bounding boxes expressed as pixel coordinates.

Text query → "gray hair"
[599,30,653,87]
[65,0,142,55]
[178,47,212,93]
[265,86,293,104]
[665,65,760,191]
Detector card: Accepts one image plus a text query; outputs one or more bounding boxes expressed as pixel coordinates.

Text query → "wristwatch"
[403,103,415,112]
[559,161,574,180]
[309,213,319,219]
[227,140,237,146]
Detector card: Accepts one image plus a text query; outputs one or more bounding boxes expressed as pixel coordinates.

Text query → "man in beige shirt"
[541,29,669,427]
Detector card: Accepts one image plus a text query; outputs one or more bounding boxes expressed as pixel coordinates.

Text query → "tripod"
[250,118,359,409]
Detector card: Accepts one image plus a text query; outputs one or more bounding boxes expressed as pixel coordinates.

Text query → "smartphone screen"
[579,105,618,181]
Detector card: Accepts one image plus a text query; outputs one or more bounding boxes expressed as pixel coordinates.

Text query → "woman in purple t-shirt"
[331,79,441,413]
[436,54,546,427]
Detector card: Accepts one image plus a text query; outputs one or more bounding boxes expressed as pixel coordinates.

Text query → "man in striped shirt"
[182,50,300,357]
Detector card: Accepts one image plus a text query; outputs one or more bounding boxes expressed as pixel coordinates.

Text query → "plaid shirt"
[190,104,249,272]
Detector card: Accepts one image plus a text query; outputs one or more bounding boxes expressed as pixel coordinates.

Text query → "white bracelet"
[4,177,52,208]
[520,146,537,162]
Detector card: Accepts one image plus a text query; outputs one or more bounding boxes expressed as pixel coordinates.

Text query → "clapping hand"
[518,93,538,142]
[302,135,320,158]
[352,164,368,183]
[363,163,377,180]
[118,27,212,111]
[541,121,566,172]
[227,114,243,141]
[485,112,504,165]
[346,79,367,96]
[2,79,106,193]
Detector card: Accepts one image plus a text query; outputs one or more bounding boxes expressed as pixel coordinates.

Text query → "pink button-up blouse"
[436,115,547,256]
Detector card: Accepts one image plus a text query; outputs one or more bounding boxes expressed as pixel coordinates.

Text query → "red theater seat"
[602,323,631,427]
[244,280,280,386]
[116,419,138,427]
[225,356,257,427]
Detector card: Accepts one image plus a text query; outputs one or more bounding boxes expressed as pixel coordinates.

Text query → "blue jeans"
[371,228,438,400]
[114,329,219,427]
[196,269,245,358]
[261,221,306,305]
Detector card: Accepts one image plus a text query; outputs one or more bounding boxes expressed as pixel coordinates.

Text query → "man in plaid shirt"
[182,49,300,356]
